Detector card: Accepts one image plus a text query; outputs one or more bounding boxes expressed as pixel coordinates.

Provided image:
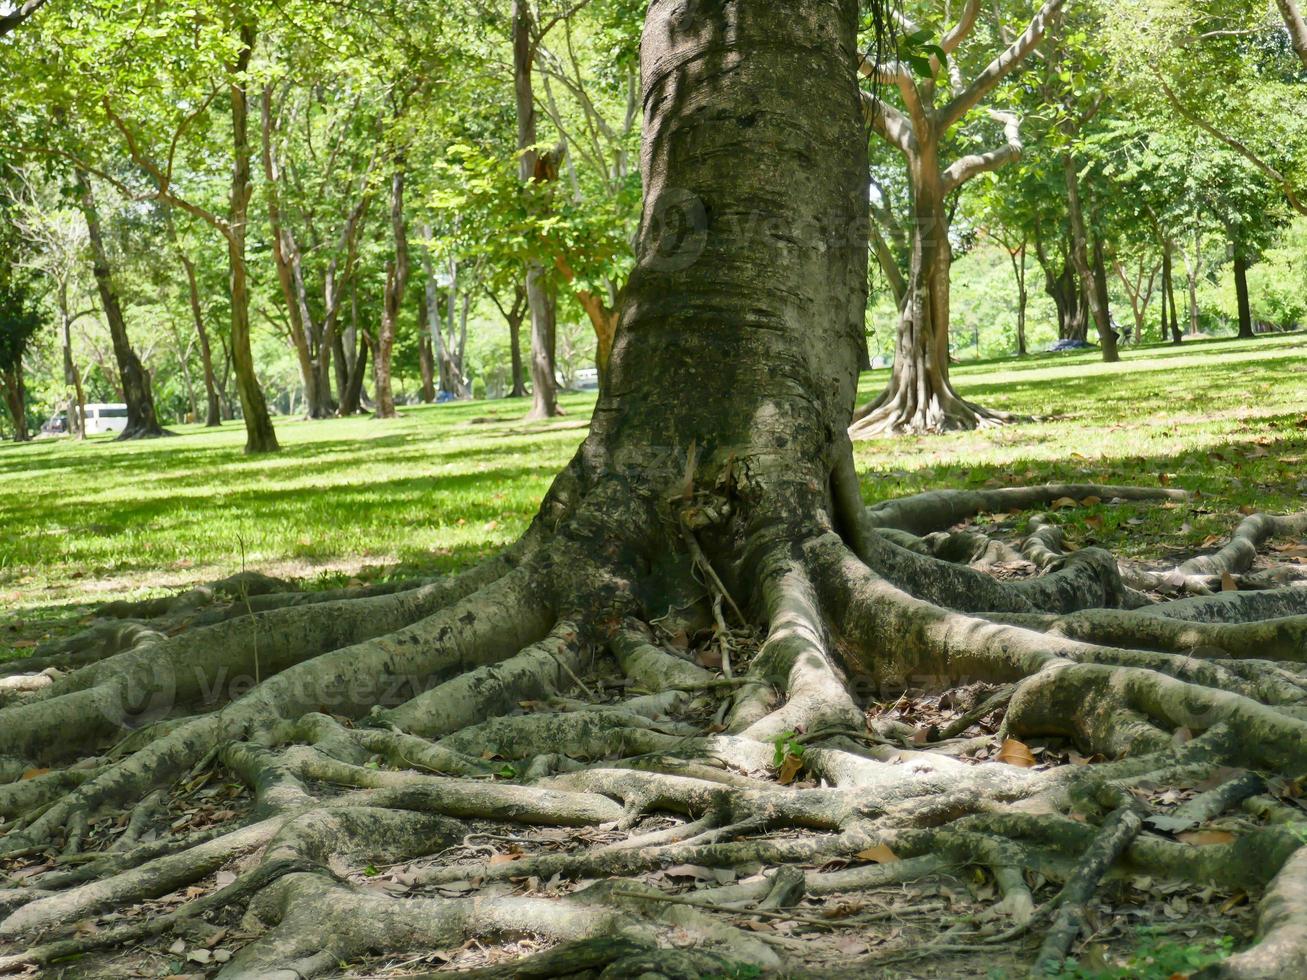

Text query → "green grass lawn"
[2,333,1304,650]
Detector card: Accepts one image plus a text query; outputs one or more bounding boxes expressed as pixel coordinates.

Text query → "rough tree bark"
[75,171,167,439]
[851,0,1065,436]
[3,4,1307,979]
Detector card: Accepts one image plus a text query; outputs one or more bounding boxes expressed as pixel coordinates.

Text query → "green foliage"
[772,730,806,768]
[0,270,47,375]
[1048,933,1234,979]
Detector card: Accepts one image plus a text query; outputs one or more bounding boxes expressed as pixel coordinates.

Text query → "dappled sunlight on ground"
[2,334,1303,627]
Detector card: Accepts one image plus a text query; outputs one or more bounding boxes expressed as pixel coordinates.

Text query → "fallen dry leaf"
[997,738,1037,768]
[19,768,50,781]
[1221,572,1238,593]
[777,753,804,785]
[854,843,899,864]
[1177,829,1235,846]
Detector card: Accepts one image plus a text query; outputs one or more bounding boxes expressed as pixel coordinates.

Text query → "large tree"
[1,4,1306,979]
[851,0,1065,437]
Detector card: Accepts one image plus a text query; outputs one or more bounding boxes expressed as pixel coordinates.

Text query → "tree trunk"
[58,288,87,439]
[228,22,279,453]
[1233,237,1255,340]
[852,171,1005,435]
[525,267,559,419]
[1009,244,1028,356]
[1037,240,1085,343]
[339,330,369,417]
[419,228,468,400]
[1161,241,1182,344]
[373,165,407,419]
[1091,234,1117,348]
[261,86,330,421]
[76,171,167,439]
[332,330,350,406]
[514,0,561,420]
[417,289,436,404]
[10,7,1307,978]
[0,364,28,442]
[506,283,528,398]
[175,245,221,427]
[1061,153,1118,362]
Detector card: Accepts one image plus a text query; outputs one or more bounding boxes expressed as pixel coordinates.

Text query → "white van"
[84,403,130,435]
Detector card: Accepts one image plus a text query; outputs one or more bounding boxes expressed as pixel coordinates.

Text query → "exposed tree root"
[2,484,1305,978]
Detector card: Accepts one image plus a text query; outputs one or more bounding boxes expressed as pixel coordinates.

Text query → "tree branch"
[0,0,50,37]
[1276,0,1307,69]
[858,56,927,129]
[940,0,983,56]
[101,99,235,240]
[940,0,1067,131]
[942,109,1022,193]
[1157,76,1307,216]
[862,94,917,156]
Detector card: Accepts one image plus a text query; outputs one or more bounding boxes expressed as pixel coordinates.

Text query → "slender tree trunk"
[75,170,167,439]
[1061,153,1118,362]
[170,317,199,422]
[0,365,29,442]
[261,86,329,420]
[416,288,436,404]
[58,288,87,439]
[502,282,529,398]
[373,164,407,419]
[228,22,279,453]
[340,332,369,417]
[174,244,221,427]
[1009,244,1028,356]
[1232,236,1255,339]
[331,331,349,406]
[514,0,561,420]
[1161,240,1182,344]
[1091,234,1116,347]
[1183,246,1201,336]
[526,268,559,418]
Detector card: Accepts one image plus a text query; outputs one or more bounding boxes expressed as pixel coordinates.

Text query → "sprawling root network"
[1,480,1305,978]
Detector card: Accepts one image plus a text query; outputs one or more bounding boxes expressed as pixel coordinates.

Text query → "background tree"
[852,0,1067,436]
